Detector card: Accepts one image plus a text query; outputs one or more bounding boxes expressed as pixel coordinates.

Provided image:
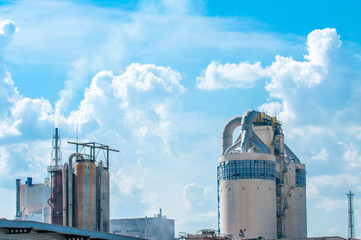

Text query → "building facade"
[110,209,175,240]
[15,177,51,223]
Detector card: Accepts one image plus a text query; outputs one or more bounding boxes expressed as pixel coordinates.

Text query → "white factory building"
[15,177,51,223]
[110,209,175,240]
[218,110,306,240]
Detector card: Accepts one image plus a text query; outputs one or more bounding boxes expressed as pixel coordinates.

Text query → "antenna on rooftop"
[347,191,355,240]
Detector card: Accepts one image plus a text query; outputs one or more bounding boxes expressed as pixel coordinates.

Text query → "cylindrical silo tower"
[218,110,306,240]
[219,153,277,239]
[74,158,97,230]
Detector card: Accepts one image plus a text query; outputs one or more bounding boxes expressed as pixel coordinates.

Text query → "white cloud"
[0,119,22,138]
[197,28,342,126]
[0,147,9,175]
[0,19,16,49]
[65,63,184,154]
[307,173,361,202]
[339,141,361,170]
[55,57,90,127]
[327,227,340,235]
[308,174,361,190]
[111,168,143,197]
[197,61,267,90]
[316,197,345,212]
[305,28,342,66]
[134,126,149,142]
[0,20,54,139]
[183,182,212,211]
[311,147,329,162]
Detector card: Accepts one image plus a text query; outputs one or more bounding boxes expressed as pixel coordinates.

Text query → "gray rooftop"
[0,219,146,240]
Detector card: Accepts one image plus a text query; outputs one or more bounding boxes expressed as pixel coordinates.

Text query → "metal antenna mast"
[347,191,355,239]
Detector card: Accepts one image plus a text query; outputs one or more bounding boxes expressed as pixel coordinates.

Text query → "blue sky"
[1,0,361,238]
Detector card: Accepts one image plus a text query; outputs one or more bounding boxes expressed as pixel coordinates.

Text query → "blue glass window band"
[218,160,276,181]
[295,168,306,188]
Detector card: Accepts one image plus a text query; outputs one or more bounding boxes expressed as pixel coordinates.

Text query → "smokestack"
[48,127,63,225]
[55,128,59,167]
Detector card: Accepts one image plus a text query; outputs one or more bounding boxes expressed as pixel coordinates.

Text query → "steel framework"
[347,191,355,239]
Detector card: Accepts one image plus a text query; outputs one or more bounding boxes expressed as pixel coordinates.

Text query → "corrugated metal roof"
[0,219,146,240]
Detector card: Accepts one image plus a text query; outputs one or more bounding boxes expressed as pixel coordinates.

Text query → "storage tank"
[74,158,97,230]
[50,171,63,225]
[61,142,117,232]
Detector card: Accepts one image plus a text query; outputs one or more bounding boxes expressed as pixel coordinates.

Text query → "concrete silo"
[218,110,306,240]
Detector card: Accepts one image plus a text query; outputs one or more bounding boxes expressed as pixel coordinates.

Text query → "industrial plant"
[218,110,306,239]
[10,110,358,240]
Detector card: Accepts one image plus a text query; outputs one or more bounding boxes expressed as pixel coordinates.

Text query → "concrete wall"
[110,212,175,240]
[284,163,307,239]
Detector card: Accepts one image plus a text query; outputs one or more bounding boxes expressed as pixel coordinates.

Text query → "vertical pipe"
[68,156,73,227]
[63,163,68,226]
[103,168,110,232]
[97,161,103,232]
[16,179,21,217]
[145,216,148,239]
[106,146,109,170]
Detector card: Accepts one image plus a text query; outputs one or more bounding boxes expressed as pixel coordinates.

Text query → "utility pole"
[347,191,355,240]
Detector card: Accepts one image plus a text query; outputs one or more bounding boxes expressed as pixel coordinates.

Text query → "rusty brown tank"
[50,171,63,225]
[74,159,97,230]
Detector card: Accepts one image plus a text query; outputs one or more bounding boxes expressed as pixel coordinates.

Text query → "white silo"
[218,110,306,239]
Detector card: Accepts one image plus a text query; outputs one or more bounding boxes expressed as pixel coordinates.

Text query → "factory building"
[15,177,51,223]
[110,209,175,240]
[218,110,306,240]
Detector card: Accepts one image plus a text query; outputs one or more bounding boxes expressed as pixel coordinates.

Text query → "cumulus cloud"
[311,147,329,162]
[308,174,360,190]
[111,168,143,197]
[183,182,212,211]
[198,28,342,125]
[0,147,9,175]
[0,20,54,140]
[316,197,345,212]
[66,63,184,154]
[197,61,267,90]
[55,57,90,127]
[339,141,361,170]
[0,19,16,52]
